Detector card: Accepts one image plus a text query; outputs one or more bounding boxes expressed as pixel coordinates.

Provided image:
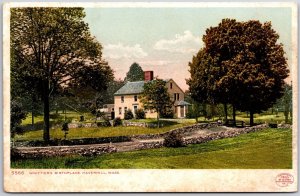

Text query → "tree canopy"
[125,62,144,82]
[10,100,27,139]
[188,19,289,126]
[140,79,172,127]
[11,8,114,141]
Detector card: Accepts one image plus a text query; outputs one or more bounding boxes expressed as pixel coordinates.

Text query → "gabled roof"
[165,78,185,94]
[114,81,145,95]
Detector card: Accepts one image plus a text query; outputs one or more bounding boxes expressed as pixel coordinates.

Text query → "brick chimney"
[144,71,154,81]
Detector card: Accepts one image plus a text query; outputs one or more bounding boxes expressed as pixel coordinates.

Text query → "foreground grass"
[15,121,194,141]
[12,128,292,169]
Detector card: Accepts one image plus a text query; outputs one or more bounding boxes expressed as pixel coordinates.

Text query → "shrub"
[124,109,134,120]
[10,100,27,138]
[163,131,185,148]
[113,117,122,126]
[97,120,111,127]
[185,112,195,119]
[160,107,174,118]
[135,109,145,119]
[97,115,111,127]
[269,123,278,128]
[62,122,69,139]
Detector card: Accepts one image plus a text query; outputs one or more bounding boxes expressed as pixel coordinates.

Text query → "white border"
[3,2,298,192]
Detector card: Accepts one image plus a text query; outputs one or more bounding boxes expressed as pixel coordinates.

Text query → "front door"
[180,106,184,117]
[133,105,138,114]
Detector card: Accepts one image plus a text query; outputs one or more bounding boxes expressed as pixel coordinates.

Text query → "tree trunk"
[271,107,274,114]
[223,103,228,121]
[284,109,288,124]
[31,96,34,130]
[64,108,66,122]
[31,110,34,130]
[203,103,207,120]
[232,105,236,127]
[43,80,50,143]
[250,111,254,127]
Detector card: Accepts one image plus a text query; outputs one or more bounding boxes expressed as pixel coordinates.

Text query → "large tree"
[188,19,289,126]
[140,79,172,127]
[11,8,113,142]
[274,83,292,123]
[125,62,144,82]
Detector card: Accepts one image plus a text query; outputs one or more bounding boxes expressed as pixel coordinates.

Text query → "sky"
[84,6,292,91]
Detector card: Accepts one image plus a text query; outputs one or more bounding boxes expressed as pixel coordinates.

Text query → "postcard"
[3,2,298,192]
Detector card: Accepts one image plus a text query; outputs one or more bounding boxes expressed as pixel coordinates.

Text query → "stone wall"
[183,124,268,145]
[68,122,98,129]
[13,123,285,159]
[15,136,132,147]
[131,122,219,140]
[12,145,117,159]
[122,121,160,128]
[138,141,164,150]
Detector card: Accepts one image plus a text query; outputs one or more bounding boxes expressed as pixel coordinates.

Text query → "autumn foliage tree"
[188,19,289,126]
[11,8,113,142]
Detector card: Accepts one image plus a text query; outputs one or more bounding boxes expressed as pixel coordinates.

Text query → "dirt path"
[15,125,239,157]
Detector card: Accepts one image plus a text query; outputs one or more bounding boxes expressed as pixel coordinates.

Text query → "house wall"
[165,79,184,118]
[114,94,158,119]
[114,79,185,119]
[114,95,140,119]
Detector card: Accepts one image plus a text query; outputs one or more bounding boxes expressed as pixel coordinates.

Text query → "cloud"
[103,43,148,59]
[139,60,172,66]
[154,30,202,53]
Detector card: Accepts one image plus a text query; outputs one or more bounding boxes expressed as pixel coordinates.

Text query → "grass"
[235,112,288,124]
[11,128,292,169]
[21,111,95,126]
[15,121,194,141]
[191,112,289,124]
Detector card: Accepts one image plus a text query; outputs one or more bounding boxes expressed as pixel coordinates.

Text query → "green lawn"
[193,112,288,124]
[15,121,194,141]
[12,128,292,169]
[21,111,95,126]
[236,112,288,124]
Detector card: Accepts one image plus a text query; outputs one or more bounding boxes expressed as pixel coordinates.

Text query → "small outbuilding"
[175,100,191,118]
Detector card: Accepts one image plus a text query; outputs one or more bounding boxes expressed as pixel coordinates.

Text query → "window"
[119,107,122,115]
[121,96,124,103]
[134,95,138,102]
[170,82,173,89]
[124,107,127,112]
[174,93,180,101]
[134,105,138,113]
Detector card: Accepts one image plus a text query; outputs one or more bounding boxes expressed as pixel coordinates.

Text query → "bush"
[124,109,134,120]
[185,112,195,119]
[10,100,27,138]
[135,109,145,119]
[269,123,278,128]
[113,117,122,126]
[97,120,111,127]
[61,122,69,139]
[97,115,111,127]
[163,131,185,148]
[160,107,174,118]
